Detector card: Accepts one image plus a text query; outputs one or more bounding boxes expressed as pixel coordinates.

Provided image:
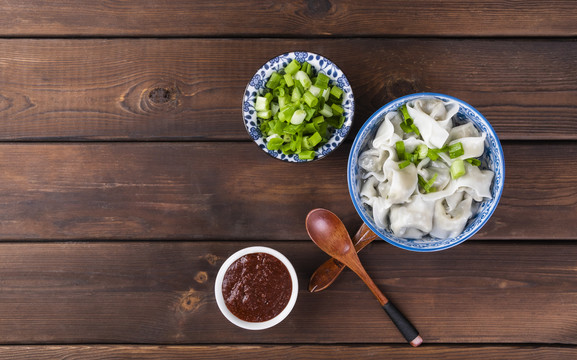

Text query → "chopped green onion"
[395,141,405,159]
[330,85,343,99]
[331,103,344,115]
[399,104,412,122]
[299,150,315,160]
[302,91,318,108]
[257,110,272,119]
[303,62,313,77]
[266,136,284,150]
[309,132,323,147]
[418,173,438,193]
[314,73,330,89]
[271,102,279,115]
[308,85,322,97]
[410,124,421,136]
[283,73,294,87]
[416,144,428,159]
[280,105,297,122]
[290,109,307,125]
[284,59,301,75]
[255,96,269,112]
[449,142,465,158]
[398,160,411,169]
[303,105,316,121]
[427,148,440,161]
[399,122,413,133]
[295,71,312,89]
[291,87,302,102]
[266,72,282,89]
[277,95,289,109]
[466,158,481,166]
[256,60,344,160]
[319,103,333,117]
[450,159,466,179]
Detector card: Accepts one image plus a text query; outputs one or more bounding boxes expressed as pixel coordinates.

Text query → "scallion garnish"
[330,86,343,99]
[450,159,466,179]
[449,142,465,158]
[398,160,411,169]
[416,144,429,160]
[399,104,412,122]
[418,173,438,193]
[395,141,405,159]
[314,73,330,89]
[466,158,481,166]
[256,59,346,160]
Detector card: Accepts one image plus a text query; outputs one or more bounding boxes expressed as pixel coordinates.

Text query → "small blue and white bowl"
[348,93,505,252]
[242,51,354,162]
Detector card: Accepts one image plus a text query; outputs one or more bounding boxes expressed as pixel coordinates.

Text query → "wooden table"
[0,1,576,358]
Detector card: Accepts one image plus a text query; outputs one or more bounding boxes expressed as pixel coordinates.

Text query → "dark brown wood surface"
[2,0,577,358]
[0,142,573,241]
[0,241,575,345]
[1,0,576,37]
[0,39,575,141]
[0,345,575,360]
[0,345,576,360]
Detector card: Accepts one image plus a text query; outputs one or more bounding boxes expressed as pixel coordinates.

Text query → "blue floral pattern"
[242,51,355,162]
[347,93,505,252]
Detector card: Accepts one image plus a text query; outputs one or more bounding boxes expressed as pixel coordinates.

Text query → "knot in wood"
[194,271,208,284]
[387,78,420,99]
[138,83,181,113]
[306,0,332,16]
[178,288,204,313]
[149,87,173,104]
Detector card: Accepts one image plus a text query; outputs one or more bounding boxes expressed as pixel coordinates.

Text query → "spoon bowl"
[306,208,423,347]
[308,223,379,293]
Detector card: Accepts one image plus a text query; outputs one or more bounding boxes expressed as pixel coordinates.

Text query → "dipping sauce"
[221,252,292,322]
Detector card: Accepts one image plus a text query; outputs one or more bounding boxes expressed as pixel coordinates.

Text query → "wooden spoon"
[305,208,423,347]
[308,223,379,292]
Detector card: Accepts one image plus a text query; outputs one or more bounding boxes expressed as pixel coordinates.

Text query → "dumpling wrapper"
[384,162,418,206]
[389,195,435,239]
[372,112,403,149]
[448,122,480,142]
[456,163,494,201]
[406,98,459,149]
[430,193,474,239]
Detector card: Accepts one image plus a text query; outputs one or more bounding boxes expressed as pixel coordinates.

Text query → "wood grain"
[0,345,575,360]
[1,1,576,37]
[0,241,576,344]
[0,39,576,140]
[0,142,573,241]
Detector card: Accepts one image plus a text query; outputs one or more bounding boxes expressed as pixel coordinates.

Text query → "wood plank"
[0,345,575,360]
[0,142,574,241]
[1,1,576,37]
[0,241,576,344]
[0,39,576,141]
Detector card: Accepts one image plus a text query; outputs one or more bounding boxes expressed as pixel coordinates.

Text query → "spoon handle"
[383,301,422,347]
[348,262,422,347]
[308,223,379,292]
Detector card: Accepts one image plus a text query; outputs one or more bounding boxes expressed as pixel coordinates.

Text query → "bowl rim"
[242,51,355,162]
[214,246,299,330]
[347,92,505,252]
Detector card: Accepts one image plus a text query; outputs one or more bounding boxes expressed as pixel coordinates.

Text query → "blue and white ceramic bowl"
[242,51,354,162]
[348,93,505,252]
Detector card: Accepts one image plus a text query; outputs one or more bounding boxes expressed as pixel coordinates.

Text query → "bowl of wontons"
[347,93,504,251]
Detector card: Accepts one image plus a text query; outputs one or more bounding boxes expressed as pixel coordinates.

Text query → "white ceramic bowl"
[242,51,354,162]
[214,246,298,330]
[348,93,505,252]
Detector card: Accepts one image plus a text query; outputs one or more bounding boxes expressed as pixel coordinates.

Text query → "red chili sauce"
[222,252,292,322]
